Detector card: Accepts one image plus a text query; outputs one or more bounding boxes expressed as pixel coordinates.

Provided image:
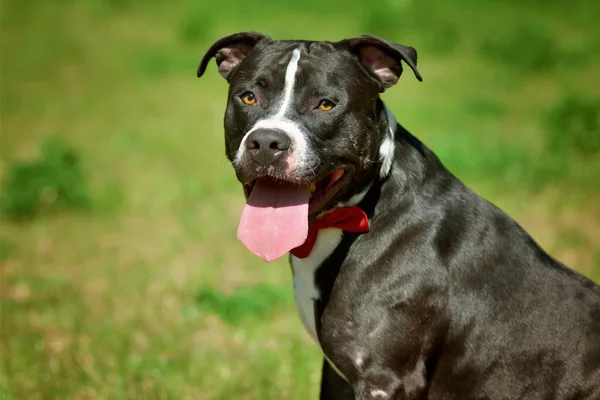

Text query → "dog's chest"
[291,228,344,344]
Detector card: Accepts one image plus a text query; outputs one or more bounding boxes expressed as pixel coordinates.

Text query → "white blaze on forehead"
[275,48,301,118]
[235,48,310,167]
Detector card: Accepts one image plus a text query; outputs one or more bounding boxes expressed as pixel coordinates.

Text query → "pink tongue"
[237,178,310,262]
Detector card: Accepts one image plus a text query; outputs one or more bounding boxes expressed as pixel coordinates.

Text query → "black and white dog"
[197,32,600,399]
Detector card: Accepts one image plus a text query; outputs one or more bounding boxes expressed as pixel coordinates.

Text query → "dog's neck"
[347,103,433,218]
[312,109,438,310]
[379,104,398,180]
[337,102,404,209]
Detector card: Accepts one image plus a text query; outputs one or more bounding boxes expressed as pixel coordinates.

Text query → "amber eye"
[240,92,256,105]
[318,99,335,111]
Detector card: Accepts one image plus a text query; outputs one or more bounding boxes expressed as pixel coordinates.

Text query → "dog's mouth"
[243,169,347,220]
[237,169,349,262]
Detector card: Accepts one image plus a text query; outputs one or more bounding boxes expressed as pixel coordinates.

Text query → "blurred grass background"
[1,0,599,398]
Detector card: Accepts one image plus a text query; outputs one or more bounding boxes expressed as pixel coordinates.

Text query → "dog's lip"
[308,170,348,218]
[242,169,349,219]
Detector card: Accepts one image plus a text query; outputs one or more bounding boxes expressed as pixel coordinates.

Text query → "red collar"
[290,206,370,258]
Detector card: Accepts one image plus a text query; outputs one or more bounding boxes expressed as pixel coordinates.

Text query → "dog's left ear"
[197,32,270,80]
[340,35,422,90]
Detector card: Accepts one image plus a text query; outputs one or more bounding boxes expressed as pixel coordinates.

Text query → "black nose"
[245,129,291,165]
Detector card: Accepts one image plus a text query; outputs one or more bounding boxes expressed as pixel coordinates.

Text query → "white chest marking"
[291,228,343,343]
[291,228,349,381]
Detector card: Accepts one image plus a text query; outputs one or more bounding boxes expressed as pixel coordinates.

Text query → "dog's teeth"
[310,183,316,193]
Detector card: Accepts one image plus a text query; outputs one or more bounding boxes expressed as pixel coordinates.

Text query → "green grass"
[196,284,294,324]
[1,0,599,398]
[1,136,92,221]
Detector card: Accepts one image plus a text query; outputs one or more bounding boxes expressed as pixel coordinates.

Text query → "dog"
[197,32,600,399]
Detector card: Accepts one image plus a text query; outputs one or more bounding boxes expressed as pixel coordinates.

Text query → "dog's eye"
[240,92,256,105]
[318,99,335,111]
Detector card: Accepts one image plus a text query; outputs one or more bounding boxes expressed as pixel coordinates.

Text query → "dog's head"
[198,32,421,260]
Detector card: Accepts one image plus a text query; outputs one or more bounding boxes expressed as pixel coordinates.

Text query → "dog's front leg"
[320,359,355,400]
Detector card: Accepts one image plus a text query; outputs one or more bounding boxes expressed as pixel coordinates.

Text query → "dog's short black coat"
[198,32,600,399]
[317,123,600,399]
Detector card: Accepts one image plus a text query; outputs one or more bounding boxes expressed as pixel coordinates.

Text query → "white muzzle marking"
[235,48,312,171]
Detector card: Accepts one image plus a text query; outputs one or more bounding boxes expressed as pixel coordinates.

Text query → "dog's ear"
[197,32,270,80]
[340,35,422,90]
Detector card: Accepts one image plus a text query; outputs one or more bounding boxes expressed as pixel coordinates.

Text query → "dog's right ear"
[340,35,422,91]
[197,32,270,80]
